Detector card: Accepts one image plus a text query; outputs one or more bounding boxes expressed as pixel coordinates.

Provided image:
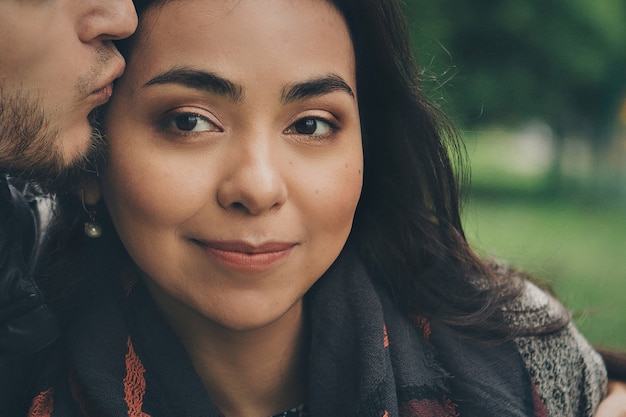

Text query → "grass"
[461,129,626,349]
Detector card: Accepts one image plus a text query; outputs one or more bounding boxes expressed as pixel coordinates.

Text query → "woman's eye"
[290,117,335,137]
[162,112,218,133]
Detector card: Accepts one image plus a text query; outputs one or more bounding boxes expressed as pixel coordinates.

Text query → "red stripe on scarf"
[28,387,54,417]
[400,398,459,417]
[531,381,549,417]
[124,337,151,417]
[408,315,431,342]
[383,324,390,348]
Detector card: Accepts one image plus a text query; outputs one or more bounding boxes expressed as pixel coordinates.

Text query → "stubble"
[0,86,107,194]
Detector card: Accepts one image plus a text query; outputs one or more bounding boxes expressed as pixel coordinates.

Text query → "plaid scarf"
[27,247,546,417]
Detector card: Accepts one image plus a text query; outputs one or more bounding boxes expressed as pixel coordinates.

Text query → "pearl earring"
[81,190,102,239]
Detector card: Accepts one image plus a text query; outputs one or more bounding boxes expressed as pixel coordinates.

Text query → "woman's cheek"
[316,158,363,236]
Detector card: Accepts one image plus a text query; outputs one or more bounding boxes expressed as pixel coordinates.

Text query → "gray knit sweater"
[508,281,607,416]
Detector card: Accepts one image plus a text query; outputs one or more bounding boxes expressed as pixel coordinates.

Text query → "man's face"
[0,0,137,183]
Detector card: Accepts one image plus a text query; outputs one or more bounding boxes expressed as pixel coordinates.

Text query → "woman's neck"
[152,291,308,417]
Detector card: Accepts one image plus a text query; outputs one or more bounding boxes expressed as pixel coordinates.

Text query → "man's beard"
[0,87,107,194]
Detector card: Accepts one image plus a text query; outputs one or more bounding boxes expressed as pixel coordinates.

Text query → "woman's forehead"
[128,0,356,90]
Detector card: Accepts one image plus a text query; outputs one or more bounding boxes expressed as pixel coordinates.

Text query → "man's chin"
[5,131,107,196]
[0,90,107,193]
[59,113,104,168]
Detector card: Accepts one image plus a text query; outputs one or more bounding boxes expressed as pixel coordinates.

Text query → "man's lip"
[91,60,126,96]
[91,84,113,106]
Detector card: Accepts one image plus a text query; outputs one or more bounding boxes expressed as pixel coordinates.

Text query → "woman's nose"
[216,137,288,215]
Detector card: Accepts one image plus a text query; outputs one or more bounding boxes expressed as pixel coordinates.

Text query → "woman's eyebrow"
[144,67,244,102]
[143,69,353,103]
[281,74,355,103]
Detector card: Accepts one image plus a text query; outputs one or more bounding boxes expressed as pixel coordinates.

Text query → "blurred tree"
[406,0,626,187]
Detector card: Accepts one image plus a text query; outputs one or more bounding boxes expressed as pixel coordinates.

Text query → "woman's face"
[101,0,363,331]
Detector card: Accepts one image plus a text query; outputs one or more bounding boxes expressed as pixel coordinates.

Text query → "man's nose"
[77,0,138,43]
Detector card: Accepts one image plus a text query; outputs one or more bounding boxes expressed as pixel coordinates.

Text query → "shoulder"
[510,281,608,416]
[501,279,569,329]
[1,176,55,262]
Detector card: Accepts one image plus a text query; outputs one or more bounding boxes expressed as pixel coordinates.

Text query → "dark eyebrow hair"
[144,68,244,102]
[281,74,355,103]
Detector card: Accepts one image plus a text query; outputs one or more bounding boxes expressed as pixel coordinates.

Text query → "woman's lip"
[193,240,297,272]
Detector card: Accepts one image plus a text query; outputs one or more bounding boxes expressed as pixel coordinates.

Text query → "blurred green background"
[405,0,626,348]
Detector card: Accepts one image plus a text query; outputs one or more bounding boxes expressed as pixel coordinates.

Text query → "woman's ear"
[81,174,102,206]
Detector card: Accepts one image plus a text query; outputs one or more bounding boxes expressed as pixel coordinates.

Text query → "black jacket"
[0,176,58,416]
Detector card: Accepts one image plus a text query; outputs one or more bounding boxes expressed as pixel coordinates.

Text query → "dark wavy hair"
[47,0,567,339]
